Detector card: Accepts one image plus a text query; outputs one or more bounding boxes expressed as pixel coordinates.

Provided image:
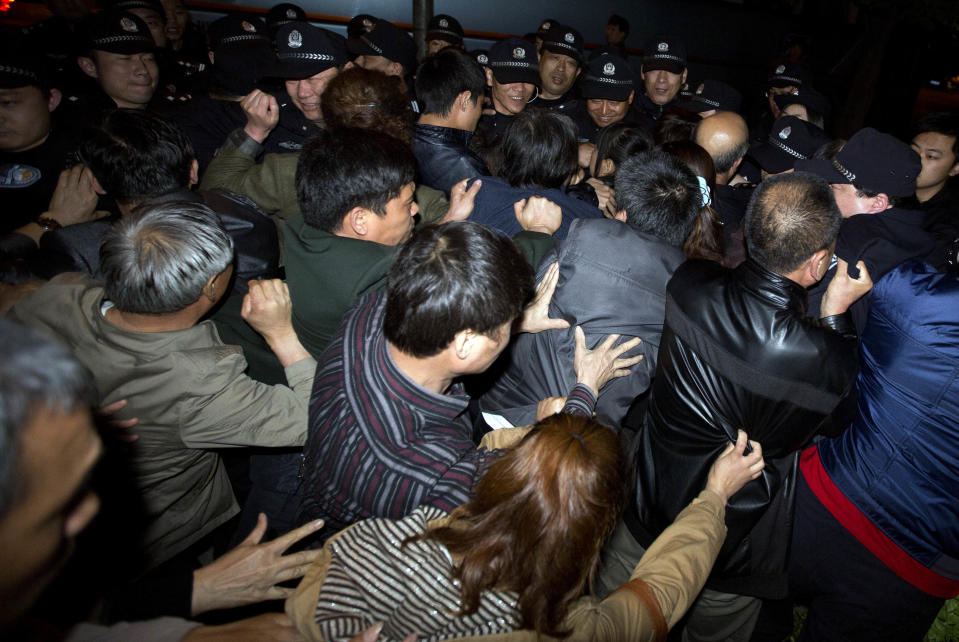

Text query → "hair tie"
[572,433,586,447]
[696,175,712,207]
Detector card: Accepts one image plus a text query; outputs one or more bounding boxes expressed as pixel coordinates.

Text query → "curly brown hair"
[320,67,413,143]
[415,413,629,637]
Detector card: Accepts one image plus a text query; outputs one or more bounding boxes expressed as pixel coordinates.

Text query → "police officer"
[530,24,583,113]
[571,53,644,143]
[474,37,539,146]
[638,35,687,120]
[426,14,465,55]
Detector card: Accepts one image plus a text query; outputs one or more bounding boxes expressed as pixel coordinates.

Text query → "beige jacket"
[287,488,726,642]
[11,274,315,569]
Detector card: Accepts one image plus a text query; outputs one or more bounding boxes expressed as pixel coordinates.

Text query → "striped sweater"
[298,292,598,534]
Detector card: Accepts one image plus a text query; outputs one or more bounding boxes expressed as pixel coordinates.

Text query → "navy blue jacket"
[816,262,959,592]
[466,176,604,239]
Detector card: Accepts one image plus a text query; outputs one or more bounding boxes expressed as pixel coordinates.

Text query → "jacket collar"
[414,122,474,146]
[737,258,809,317]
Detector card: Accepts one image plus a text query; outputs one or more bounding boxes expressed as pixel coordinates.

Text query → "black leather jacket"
[411,124,489,196]
[628,258,859,598]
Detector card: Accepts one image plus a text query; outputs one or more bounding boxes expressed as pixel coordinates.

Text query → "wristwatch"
[35,216,62,232]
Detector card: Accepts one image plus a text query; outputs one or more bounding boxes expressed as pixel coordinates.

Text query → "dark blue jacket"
[817,261,959,586]
[466,176,604,239]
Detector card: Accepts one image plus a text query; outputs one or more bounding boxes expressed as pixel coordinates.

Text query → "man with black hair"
[797,127,936,331]
[479,150,700,427]
[596,172,873,641]
[910,111,959,270]
[604,14,630,59]
[297,221,642,536]
[412,48,489,196]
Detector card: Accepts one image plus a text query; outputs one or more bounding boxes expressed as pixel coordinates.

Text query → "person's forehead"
[912,131,957,154]
[0,86,42,99]
[541,50,575,64]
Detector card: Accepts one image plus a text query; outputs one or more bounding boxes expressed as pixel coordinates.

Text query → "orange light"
[0,0,14,13]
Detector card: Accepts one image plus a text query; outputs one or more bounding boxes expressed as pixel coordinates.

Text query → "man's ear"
[188,159,199,187]
[453,329,473,360]
[485,67,494,88]
[387,61,403,77]
[77,56,98,79]
[47,88,62,113]
[681,69,688,85]
[950,161,959,178]
[731,156,744,176]
[867,193,890,213]
[457,89,473,112]
[806,248,831,284]
[626,90,635,105]
[346,206,369,237]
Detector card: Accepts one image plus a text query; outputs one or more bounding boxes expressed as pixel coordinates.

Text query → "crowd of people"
[1,2,957,641]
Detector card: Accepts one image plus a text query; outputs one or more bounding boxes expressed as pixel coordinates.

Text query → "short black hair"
[78,109,194,203]
[614,150,701,246]
[384,222,534,358]
[593,122,652,177]
[913,111,959,160]
[608,14,629,35]
[498,109,579,189]
[745,171,841,274]
[295,127,417,232]
[415,48,486,117]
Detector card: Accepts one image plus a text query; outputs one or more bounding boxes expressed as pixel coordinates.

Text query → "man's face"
[642,67,686,106]
[84,50,159,109]
[830,182,873,218]
[427,39,455,55]
[587,94,632,128]
[353,55,398,77]
[538,50,579,100]
[911,131,959,193]
[162,0,189,43]
[0,407,101,626]
[605,24,626,46]
[128,7,167,48]
[489,78,535,116]
[367,182,418,246]
[466,321,514,373]
[285,67,339,123]
[0,86,58,153]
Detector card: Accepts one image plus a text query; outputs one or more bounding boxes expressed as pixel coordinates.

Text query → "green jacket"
[200,129,450,224]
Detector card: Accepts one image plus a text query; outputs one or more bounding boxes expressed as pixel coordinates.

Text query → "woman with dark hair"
[660,140,725,263]
[288,414,764,641]
[568,122,652,215]
[466,109,605,239]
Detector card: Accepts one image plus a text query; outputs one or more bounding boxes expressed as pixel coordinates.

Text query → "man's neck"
[387,341,454,394]
[916,181,945,204]
[538,89,564,101]
[104,306,203,333]
[417,113,469,132]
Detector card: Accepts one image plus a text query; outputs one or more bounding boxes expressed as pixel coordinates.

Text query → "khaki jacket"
[287,489,726,642]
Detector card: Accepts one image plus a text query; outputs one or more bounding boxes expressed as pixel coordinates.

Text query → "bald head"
[695,111,749,183]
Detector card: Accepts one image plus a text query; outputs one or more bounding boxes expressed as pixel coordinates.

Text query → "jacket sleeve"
[200,129,298,218]
[560,490,727,641]
[178,351,315,448]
